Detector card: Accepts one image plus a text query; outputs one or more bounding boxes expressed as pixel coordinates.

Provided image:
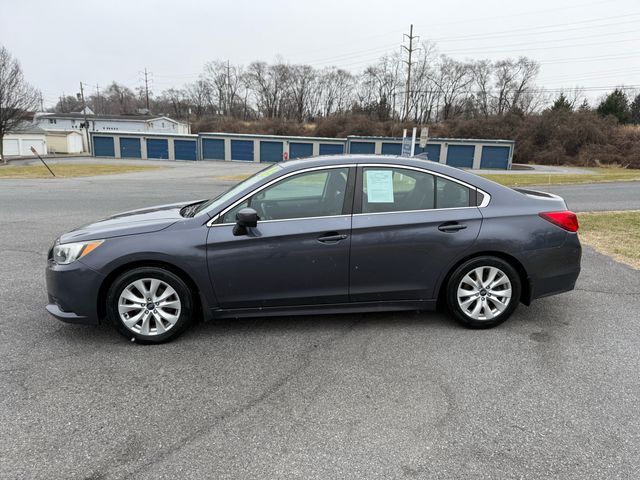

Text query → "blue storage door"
[174,140,197,160]
[202,138,225,160]
[426,144,441,161]
[319,143,344,155]
[480,146,510,169]
[231,140,254,161]
[320,143,344,155]
[147,139,169,159]
[93,136,115,157]
[446,145,475,168]
[414,143,441,161]
[289,142,313,159]
[381,143,402,155]
[349,141,375,154]
[260,141,283,162]
[119,137,141,158]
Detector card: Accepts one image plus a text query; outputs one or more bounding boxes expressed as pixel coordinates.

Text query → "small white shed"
[45,130,84,154]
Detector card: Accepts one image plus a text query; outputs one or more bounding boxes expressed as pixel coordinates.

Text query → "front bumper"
[45,259,105,325]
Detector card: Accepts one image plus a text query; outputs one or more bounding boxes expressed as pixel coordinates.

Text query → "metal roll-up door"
[260,141,283,162]
[480,146,510,169]
[446,145,475,168]
[120,137,141,158]
[146,138,169,159]
[174,140,197,160]
[289,142,313,159]
[94,136,115,157]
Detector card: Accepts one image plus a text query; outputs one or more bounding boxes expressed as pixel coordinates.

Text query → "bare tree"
[432,56,474,120]
[471,59,492,118]
[184,80,212,119]
[246,61,290,118]
[0,45,40,162]
[493,57,540,114]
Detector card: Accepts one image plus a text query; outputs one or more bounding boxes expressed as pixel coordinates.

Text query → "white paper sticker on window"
[366,170,394,203]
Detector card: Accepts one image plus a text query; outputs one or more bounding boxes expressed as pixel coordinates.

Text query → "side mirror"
[233,208,259,236]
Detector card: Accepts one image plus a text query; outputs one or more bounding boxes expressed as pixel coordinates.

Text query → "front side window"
[221,167,349,223]
[361,167,471,213]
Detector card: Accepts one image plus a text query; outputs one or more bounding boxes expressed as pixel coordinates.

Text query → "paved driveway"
[1,163,639,479]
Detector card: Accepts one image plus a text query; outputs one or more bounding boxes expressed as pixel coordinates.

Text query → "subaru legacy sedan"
[46,155,581,343]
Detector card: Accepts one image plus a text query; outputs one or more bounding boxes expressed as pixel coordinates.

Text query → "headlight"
[52,240,104,265]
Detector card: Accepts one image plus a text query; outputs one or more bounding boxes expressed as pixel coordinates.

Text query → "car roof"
[277,154,504,193]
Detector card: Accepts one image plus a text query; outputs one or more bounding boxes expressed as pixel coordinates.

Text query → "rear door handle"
[318,232,348,243]
[438,222,467,233]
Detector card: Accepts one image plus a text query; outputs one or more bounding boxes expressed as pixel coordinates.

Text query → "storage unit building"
[92,132,514,169]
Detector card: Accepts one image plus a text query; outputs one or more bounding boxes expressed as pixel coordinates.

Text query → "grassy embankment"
[578,211,640,269]
[0,164,161,179]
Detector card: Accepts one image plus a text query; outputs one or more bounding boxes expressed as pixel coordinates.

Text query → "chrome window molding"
[353,206,477,217]
[206,162,491,227]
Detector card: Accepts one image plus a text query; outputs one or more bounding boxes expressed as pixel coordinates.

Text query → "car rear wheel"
[446,256,521,329]
[106,267,193,343]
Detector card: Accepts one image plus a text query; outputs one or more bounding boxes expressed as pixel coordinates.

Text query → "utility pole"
[39,92,44,112]
[226,60,231,116]
[78,82,91,154]
[95,83,101,114]
[402,24,419,121]
[142,68,150,110]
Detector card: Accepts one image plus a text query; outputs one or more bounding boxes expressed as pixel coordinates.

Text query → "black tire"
[446,256,521,329]
[106,267,193,343]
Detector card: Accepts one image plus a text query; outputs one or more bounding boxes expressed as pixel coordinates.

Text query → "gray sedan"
[46,155,581,343]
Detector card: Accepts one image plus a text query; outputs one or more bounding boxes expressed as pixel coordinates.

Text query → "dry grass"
[578,210,640,269]
[480,167,640,187]
[0,163,161,179]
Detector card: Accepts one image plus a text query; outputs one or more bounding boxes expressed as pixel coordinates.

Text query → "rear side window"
[360,167,472,213]
[436,176,470,208]
[361,167,435,214]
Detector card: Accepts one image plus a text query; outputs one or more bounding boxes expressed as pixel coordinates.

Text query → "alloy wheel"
[456,266,512,321]
[117,278,182,336]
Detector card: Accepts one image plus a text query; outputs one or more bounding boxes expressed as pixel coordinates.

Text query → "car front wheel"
[106,267,193,343]
[446,256,521,329]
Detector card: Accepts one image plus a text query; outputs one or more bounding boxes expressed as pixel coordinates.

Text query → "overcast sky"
[1,0,639,107]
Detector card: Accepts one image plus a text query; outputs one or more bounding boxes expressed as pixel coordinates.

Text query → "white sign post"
[410,127,417,157]
[401,128,412,157]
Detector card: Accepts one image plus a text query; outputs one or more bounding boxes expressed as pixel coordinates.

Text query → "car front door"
[206,166,355,309]
[349,165,483,302]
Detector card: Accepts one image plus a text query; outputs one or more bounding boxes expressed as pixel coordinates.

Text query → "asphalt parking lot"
[1,161,639,479]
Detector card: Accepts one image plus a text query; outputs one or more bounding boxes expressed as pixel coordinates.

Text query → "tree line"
[53,44,548,123]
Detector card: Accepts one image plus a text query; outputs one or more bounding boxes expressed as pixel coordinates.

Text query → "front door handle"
[438,222,467,233]
[318,232,348,243]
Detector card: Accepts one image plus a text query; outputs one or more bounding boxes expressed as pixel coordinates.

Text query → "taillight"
[539,211,579,232]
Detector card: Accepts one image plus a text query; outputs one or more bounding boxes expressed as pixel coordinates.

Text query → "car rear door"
[206,166,355,309]
[349,165,482,302]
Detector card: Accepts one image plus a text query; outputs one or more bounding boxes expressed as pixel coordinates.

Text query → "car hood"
[58,200,204,243]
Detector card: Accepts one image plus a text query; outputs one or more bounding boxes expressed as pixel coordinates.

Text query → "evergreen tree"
[551,93,573,112]
[630,93,640,124]
[597,89,631,123]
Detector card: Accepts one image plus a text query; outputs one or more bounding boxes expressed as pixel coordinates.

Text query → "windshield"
[193,164,282,217]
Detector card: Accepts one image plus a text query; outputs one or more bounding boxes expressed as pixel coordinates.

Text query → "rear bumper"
[525,233,582,301]
[45,260,104,325]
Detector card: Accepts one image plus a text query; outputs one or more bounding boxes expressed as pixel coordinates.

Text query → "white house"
[34,111,189,135]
